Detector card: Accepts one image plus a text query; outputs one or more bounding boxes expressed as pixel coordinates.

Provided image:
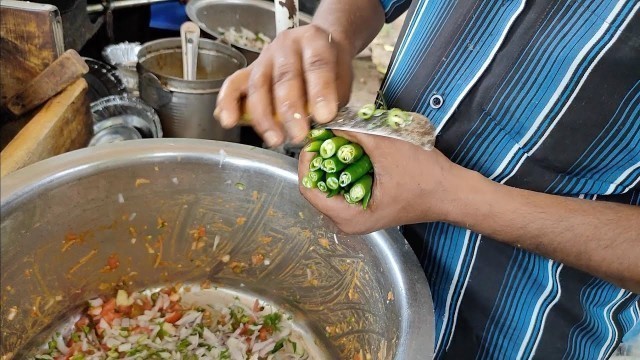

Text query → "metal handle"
[87,0,172,13]
[139,73,173,108]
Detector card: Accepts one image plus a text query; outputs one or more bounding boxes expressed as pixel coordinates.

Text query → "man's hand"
[214,24,354,147]
[300,131,640,291]
[298,130,463,234]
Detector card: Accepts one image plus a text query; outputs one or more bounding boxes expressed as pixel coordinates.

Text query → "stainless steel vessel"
[187,0,313,64]
[138,38,246,141]
[0,140,434,359]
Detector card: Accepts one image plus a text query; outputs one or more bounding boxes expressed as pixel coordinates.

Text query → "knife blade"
[238,106,436,151]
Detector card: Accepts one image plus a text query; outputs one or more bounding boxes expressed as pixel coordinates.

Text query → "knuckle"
[305,53,332,73]
[273,62,299,86]
[247,76,269,96]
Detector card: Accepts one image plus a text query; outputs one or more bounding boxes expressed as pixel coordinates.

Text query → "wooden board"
[6,49,89,116]
[0,79,92,178]
[0,0,64,105]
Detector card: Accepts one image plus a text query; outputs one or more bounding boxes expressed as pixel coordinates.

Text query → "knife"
[237,106,436,151]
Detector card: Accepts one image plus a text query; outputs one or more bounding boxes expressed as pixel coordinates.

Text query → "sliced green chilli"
[325,172,340,190]
[357,103,376,120]
[321,156,348,173]
[317,181,328,192]
[339,155,373,187]
[319,137,350,159]
[387,108,409,129]
[337,143,364,164]
[310,155,324,171]
[308,170,325,182]
[302,175,319,189]
[307,128,334,141]
[349,174,373,202]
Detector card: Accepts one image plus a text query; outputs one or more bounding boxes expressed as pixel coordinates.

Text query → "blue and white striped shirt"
[378,0,640,358]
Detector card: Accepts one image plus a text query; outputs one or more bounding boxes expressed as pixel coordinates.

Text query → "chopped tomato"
[165,311,183,324]
[131,326,152,335]
[100,298,122,325]
[106,254,120,270]
[238,324,250,336]
[117,304,132,316]
[258,327,269,341]
[75,316,90,330]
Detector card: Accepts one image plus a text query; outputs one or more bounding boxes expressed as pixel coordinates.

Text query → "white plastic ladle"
[180,21,200,81]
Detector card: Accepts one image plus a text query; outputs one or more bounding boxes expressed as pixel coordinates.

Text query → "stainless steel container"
[89,95,163,147]
[0,139,435,359]
[137,38,246,141]
[187,0,313,64]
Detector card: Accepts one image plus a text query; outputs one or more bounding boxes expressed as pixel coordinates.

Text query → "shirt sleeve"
[379,0,413,23]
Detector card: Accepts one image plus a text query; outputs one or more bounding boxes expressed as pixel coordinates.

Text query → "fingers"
[273,44,310,144]
[215,68,250,129]
[245,58,285,147]
[217,25,346,146]
[302,30,339,124]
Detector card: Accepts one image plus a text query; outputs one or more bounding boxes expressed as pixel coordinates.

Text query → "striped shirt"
[377,0,640,359]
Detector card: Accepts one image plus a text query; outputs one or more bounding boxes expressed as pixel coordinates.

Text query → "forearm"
[442,166,640,292]
[312,0,386,57]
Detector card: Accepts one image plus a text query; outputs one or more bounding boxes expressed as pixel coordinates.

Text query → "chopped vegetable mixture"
[217,27,272,51]
[33,288,311,359]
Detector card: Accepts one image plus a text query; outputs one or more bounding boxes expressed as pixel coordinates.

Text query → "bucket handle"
[140,72,173,108]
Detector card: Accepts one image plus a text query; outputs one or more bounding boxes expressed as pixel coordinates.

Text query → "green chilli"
[386,108,409,129]
[307,128,334,141]
[325,172,340,190]
[303,140,323,152]
[310,155,324,171]
[319,137,350,159]
[321,156,348,173]
[308,170,325,182]
[339,155,373,187]
[326,187,341,198]
[302,175,319,189]
[349,174,372,203]
[317,181,328,192]
[337,143,364,164]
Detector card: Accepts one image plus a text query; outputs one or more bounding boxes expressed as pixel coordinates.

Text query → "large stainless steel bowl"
[0,139,434,359]
[186,0,313,64]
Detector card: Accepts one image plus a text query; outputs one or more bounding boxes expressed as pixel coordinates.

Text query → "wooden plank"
[0,79,92,177]
[6,49,89,116]
[0,1,64,105]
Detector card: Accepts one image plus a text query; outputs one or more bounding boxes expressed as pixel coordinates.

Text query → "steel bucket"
[0,139,435,359]
[137,38,247,141]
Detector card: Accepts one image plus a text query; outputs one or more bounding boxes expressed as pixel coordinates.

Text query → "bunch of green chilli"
[301,104,410,209]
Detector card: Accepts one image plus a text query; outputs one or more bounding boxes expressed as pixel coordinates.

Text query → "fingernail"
[264,130,281,147]
[314,99,336,123]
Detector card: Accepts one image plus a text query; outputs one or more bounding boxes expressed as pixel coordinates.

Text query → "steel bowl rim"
[0,139,435,359]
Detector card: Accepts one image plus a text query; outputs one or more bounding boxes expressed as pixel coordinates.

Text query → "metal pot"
[0,139,435,359]
[187,0,313,64]
[137,38,247,141]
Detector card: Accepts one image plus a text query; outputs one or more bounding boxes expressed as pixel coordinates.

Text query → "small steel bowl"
[186,0,313,64]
